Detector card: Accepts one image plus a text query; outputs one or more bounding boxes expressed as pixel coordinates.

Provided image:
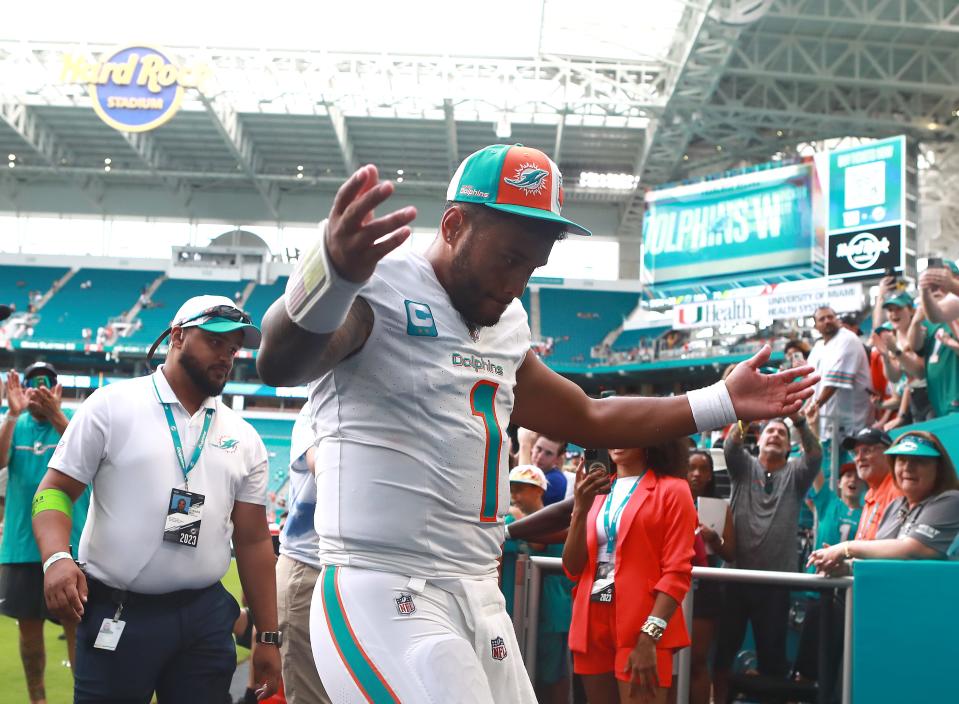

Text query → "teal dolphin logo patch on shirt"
[212,436,239,452]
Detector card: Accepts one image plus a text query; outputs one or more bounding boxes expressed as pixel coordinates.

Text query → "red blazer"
[567,471,697,653]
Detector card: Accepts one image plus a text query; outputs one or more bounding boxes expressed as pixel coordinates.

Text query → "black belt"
[85,577,219,608]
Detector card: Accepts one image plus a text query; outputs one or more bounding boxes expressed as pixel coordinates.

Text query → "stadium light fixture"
[104,165,111,172]
[6,153,14,161]
[296,164,304,171]
[397,169,404,176]
[7,161,13,168]
[296,173,304,179]
[397,176,404,183]
[104,157,112,165]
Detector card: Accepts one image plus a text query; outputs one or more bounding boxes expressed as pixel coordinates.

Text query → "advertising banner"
[825,136,908,281]
[672,280,863,329]
[642,164,814,283]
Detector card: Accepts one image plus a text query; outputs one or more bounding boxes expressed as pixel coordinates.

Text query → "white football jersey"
[310,250,530,579]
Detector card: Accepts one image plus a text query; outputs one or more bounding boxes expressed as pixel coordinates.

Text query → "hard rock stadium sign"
[60,46,211,132]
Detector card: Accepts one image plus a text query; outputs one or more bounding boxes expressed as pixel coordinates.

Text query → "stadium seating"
[32,268,156,343]
[611,326,671,353]
[246,416,297,497]
[539,288,639,362]
[0,264,69,313]
[125,278,249,345]
[242,277,287,328]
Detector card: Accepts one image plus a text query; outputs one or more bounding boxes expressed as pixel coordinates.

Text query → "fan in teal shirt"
[804,462,863,577]
[0,409,91,564]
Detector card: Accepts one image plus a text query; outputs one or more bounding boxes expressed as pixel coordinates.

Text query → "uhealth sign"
[642,163,814,284]
[61,46,210,132]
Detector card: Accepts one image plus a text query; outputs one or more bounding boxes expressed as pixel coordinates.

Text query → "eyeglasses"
[179,305,251,326]
[25,376,54,389]
[764,472,775,495]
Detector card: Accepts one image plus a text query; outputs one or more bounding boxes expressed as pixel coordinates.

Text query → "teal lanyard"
[602,475,642,552]
[152,376,214,486]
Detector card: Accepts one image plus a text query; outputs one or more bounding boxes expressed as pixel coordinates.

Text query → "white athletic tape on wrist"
[284,219,366,334]
[687,380,737,432]
[43,551,74,575]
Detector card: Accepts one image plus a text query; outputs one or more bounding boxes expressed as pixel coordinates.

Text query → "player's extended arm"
[508,497,574,543]
[257,165,416,387]
[511,345,817,449]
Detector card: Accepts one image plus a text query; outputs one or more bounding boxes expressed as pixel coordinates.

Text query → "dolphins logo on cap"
[505,164,549,196]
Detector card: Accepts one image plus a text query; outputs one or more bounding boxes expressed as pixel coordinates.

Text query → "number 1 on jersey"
[470,380,501,523]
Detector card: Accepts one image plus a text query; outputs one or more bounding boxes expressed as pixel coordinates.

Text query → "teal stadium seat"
[32,268,156,343]
[539,289,639,363]
[245,417,296,498]
[611,326,671,353]
[125,278,248,345]
[242,277,287,328]
[0,265,70,313]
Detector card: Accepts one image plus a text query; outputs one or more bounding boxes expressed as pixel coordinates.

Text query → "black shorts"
[0,562,53,621]
[692,578,723,621]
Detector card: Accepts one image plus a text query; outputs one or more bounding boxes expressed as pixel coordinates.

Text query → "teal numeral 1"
[470,380,501,523]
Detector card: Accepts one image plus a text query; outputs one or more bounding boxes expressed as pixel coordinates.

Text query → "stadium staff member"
[1,363,90,704]
[31,296,281,703]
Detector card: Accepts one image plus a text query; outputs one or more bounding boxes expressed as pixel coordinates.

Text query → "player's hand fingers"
[77,569,88,604]
[331,165,376,217]
[339,180,399,236]
[358,206,418,246]
[743,344,772,370]
[366,227,413,262]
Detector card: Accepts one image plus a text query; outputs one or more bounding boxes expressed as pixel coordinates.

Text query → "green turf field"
[0,561,246,704]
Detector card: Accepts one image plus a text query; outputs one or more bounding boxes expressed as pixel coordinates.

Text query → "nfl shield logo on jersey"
[491,636,508,661]
[394,593,416,615]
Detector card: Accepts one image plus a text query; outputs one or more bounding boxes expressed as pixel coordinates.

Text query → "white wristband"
[284,219,366,334]
[645,615,668,630]
[42,551,74,575]
[687,380,737,432]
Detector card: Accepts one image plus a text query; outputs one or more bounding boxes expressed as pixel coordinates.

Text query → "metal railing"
[513,555,854,704]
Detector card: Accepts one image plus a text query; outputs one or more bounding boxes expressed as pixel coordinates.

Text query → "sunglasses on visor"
[178,305,252,326]
[148,305,252,362]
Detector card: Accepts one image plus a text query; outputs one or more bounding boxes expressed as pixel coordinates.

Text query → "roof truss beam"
[200,94,280,220]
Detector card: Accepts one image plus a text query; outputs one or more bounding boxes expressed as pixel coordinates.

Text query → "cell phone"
[884,266,898,279]
[584,448,613,493]
[928,257,945,269]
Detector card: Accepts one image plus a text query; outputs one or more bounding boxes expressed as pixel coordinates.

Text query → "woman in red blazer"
[563,438,697,704]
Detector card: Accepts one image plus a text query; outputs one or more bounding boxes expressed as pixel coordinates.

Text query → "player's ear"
[439,205,466,247]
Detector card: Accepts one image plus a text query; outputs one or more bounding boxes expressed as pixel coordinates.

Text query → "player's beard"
[180,348,229,398]
[449,235,502,330]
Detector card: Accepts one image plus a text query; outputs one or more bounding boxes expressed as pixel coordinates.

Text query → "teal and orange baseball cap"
[447,144,591,236]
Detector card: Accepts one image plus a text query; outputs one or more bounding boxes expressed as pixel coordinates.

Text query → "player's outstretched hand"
[725,345,819,421]
[326,164,417,283]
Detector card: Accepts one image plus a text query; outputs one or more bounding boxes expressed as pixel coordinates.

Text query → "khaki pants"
[277,554,331,704]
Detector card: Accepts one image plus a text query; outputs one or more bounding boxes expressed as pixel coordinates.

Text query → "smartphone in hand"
[584,448,613,493]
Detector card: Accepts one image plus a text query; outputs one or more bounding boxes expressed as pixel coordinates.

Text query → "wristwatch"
[639,621,665,642]
[255,631,283,646]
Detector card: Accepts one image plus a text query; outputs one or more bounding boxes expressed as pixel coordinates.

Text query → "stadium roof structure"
[0,0,957,245]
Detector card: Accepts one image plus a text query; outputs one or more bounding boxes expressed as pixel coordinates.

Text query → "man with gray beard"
[713,415,821,701]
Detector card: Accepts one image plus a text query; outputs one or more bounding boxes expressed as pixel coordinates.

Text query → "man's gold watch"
[640,621,665,642]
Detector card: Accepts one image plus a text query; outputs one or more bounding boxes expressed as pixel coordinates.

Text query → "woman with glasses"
[563,438,696,704]
[808,430,959,573]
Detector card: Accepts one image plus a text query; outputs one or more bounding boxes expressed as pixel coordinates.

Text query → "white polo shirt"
[278,403,322,569]
[49,367,268,594]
